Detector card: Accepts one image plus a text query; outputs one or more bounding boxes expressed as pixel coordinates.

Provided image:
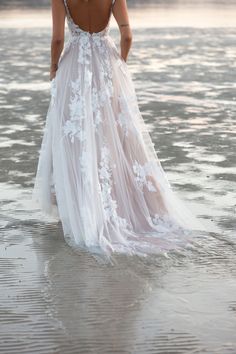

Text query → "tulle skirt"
[32,31,202,259]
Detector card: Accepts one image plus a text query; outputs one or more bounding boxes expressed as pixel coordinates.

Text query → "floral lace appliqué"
[78,33,92,64]
[62,32,114,140]
[91,87,104,130]
[133,160,157,192]
[148,213,185,234]
[98,146,128,229]
[50,78,57,106]
[117,94,139,136]
[62,78,86,143]
[80,150,92,185]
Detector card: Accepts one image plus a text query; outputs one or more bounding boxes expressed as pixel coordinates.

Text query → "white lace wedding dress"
[32,0,200,257]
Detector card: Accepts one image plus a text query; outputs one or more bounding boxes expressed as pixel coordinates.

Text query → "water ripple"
[0,26,236,353]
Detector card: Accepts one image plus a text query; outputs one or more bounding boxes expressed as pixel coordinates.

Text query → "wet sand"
[0,4,236,354]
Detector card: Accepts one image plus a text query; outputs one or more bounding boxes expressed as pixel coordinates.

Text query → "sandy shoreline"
[1,196,236,352]
[0,6,236,353]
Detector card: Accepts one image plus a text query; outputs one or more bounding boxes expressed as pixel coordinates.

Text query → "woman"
[33,0,200,258]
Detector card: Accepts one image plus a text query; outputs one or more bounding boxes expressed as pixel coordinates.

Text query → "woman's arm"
[50,0,66,80]
[112,0,132,62]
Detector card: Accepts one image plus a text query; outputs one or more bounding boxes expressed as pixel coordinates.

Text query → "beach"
[0,2,236,353]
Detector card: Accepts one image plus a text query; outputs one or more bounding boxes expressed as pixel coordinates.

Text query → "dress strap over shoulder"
[63,0,72,20]
[112,0,116,6]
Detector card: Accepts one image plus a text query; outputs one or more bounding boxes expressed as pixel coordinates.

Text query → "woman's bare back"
[65,0,114,34]
[50,0,132,80]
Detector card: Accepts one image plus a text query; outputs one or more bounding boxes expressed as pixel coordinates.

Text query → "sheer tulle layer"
[32,27,201,258]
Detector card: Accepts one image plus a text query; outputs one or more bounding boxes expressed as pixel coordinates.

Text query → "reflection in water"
[0,4,236,354]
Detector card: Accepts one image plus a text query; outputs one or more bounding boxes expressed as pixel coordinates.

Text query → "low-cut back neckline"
[63,0,115,35]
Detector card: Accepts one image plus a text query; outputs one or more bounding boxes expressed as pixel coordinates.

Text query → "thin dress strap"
[112,0,116,6]
[63,0,73,21]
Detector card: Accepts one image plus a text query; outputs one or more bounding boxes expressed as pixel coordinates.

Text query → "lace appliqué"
[92,87,105,130]
[148,213,185,234]
[93,36,113,100]
[133,160,157,192]
[79,150,92,185]
[117,94,139,136]
[62,78,86,143]
[50,78,57,106]
[78,33,92,64]
[62,33,114,140]
[98,146,128,229]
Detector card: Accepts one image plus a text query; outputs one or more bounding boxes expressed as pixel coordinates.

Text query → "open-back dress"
[32,0,200,257]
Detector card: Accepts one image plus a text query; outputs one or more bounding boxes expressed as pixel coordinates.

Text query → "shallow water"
[0,4,236,354]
